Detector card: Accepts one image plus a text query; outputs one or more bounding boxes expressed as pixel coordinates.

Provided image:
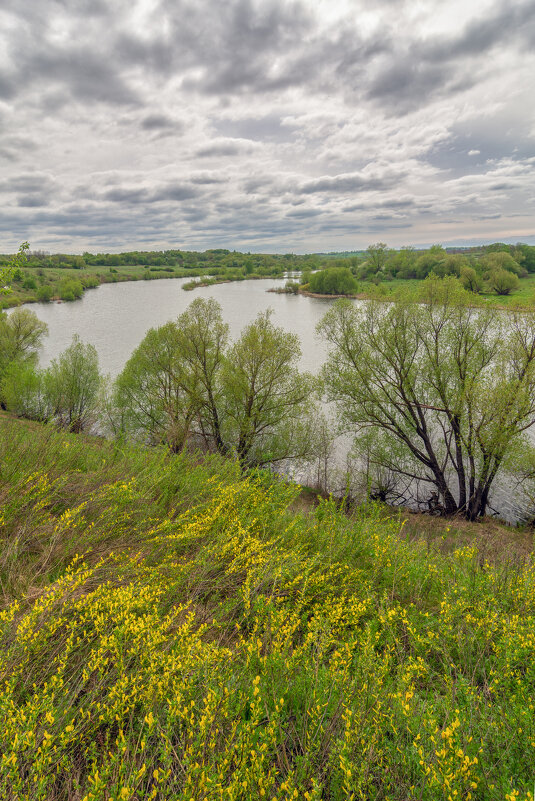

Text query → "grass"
[0,264,217,309]
[5,263,535,312]
[359,275,535,309]
[1,415,535,799]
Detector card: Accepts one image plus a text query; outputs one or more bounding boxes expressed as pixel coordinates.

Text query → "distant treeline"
[0,248,321,274]
[2,242,535,306]
[1,241,533,277]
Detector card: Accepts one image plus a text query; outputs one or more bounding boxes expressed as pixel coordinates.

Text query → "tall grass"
[0,415,534,800]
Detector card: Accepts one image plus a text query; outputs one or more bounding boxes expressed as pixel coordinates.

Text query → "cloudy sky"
[1,0,534,253]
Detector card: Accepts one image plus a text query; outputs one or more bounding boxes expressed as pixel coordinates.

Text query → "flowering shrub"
[0,418,534,799]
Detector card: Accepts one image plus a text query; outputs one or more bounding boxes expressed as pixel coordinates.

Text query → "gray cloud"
[299,171,402,194]
[0,174,55,193]
[140,113,182,131]
[422,1,535,61]
[196,140,254,157]
[0,0,534,252]
[214,114,297,142]
[17,195,50,208]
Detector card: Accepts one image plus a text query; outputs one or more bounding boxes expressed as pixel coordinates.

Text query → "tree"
[365,243,389,273]
[489,268,519,296]
[114,299,229,453]
[318,276,535,519]
[481,251,523,276]
[47,336,102,432]
[113,301,320,468]
[1,363,55,422]
[308,268,358,295]
[113,322,198,451]
[173,298,229,453]
[0,307,48,383]
[0,242,29,293]
[459,266,483,294]
[220,310,317,467]
[515,243,535,273]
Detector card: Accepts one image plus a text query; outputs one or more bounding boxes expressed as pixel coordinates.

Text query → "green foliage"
[459,265,483,293]
[47,336,103,432]
[114,299,319,467]
[318,275,535,519]
[515,243,535,272]
[489,268,520,295]
[113,321,199,451]
[1,417,535,799]
[0,307,48,384]
[2,363,54,421]
[220,310,317,466]
[36,285,54,302]
[308,267,358,295]
[481,251,525,277]
[365,242,389,272]
[284,280,300,294]
[59,278,83,301]
[0,242,29,293]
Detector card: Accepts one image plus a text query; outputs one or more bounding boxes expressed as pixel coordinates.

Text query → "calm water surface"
[28,278,339,376]
[13,278,521,519]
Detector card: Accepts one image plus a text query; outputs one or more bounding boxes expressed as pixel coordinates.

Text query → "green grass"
[0,264,217,308]
[1,415,535,799]
[359,275,535,308]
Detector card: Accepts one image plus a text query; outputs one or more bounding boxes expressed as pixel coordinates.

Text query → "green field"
[359,275,535,309]
[1,414,534,799]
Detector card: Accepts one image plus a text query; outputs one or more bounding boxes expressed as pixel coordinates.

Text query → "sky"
[0,0,534,254]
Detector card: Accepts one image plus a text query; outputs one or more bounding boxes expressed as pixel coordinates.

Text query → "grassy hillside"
[0,416,534,800]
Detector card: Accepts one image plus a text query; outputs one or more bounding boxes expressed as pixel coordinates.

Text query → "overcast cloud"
[0,0,534,252]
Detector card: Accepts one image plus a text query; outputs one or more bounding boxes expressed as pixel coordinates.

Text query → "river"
[26,277,335,377]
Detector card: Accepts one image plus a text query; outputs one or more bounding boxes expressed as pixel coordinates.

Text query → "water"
[8,278,526,520]
[24,278,337,377]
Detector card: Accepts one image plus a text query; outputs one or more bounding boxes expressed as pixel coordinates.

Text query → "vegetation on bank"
[319,277,535,520]
[0,415,535,800]
[3,240,535,309]
[0,247,313,308]
[4,280,535,521]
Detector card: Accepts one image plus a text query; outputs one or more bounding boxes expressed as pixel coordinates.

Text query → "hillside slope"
[0,417,534,800]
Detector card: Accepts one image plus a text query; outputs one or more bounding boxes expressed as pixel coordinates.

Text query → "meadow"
[360,274,535,310]
[0,414,534,799]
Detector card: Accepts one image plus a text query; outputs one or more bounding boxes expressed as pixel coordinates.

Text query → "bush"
[59,279,83,301]
[489,268,520,296]
[481,251,523,276]
[284,280,300,294]
[308,267,358,295]
[36,285,54,302]
[459,266,483,294]
[1,363,54,421]
[81,275,99,289]
[22,277,37,290]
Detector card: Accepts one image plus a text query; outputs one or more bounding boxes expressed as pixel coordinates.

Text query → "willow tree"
[219,310,317,467]
[318,277,535,519]
[114,299,320,468]
[0,307,48,386]
[113,321,201,452]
